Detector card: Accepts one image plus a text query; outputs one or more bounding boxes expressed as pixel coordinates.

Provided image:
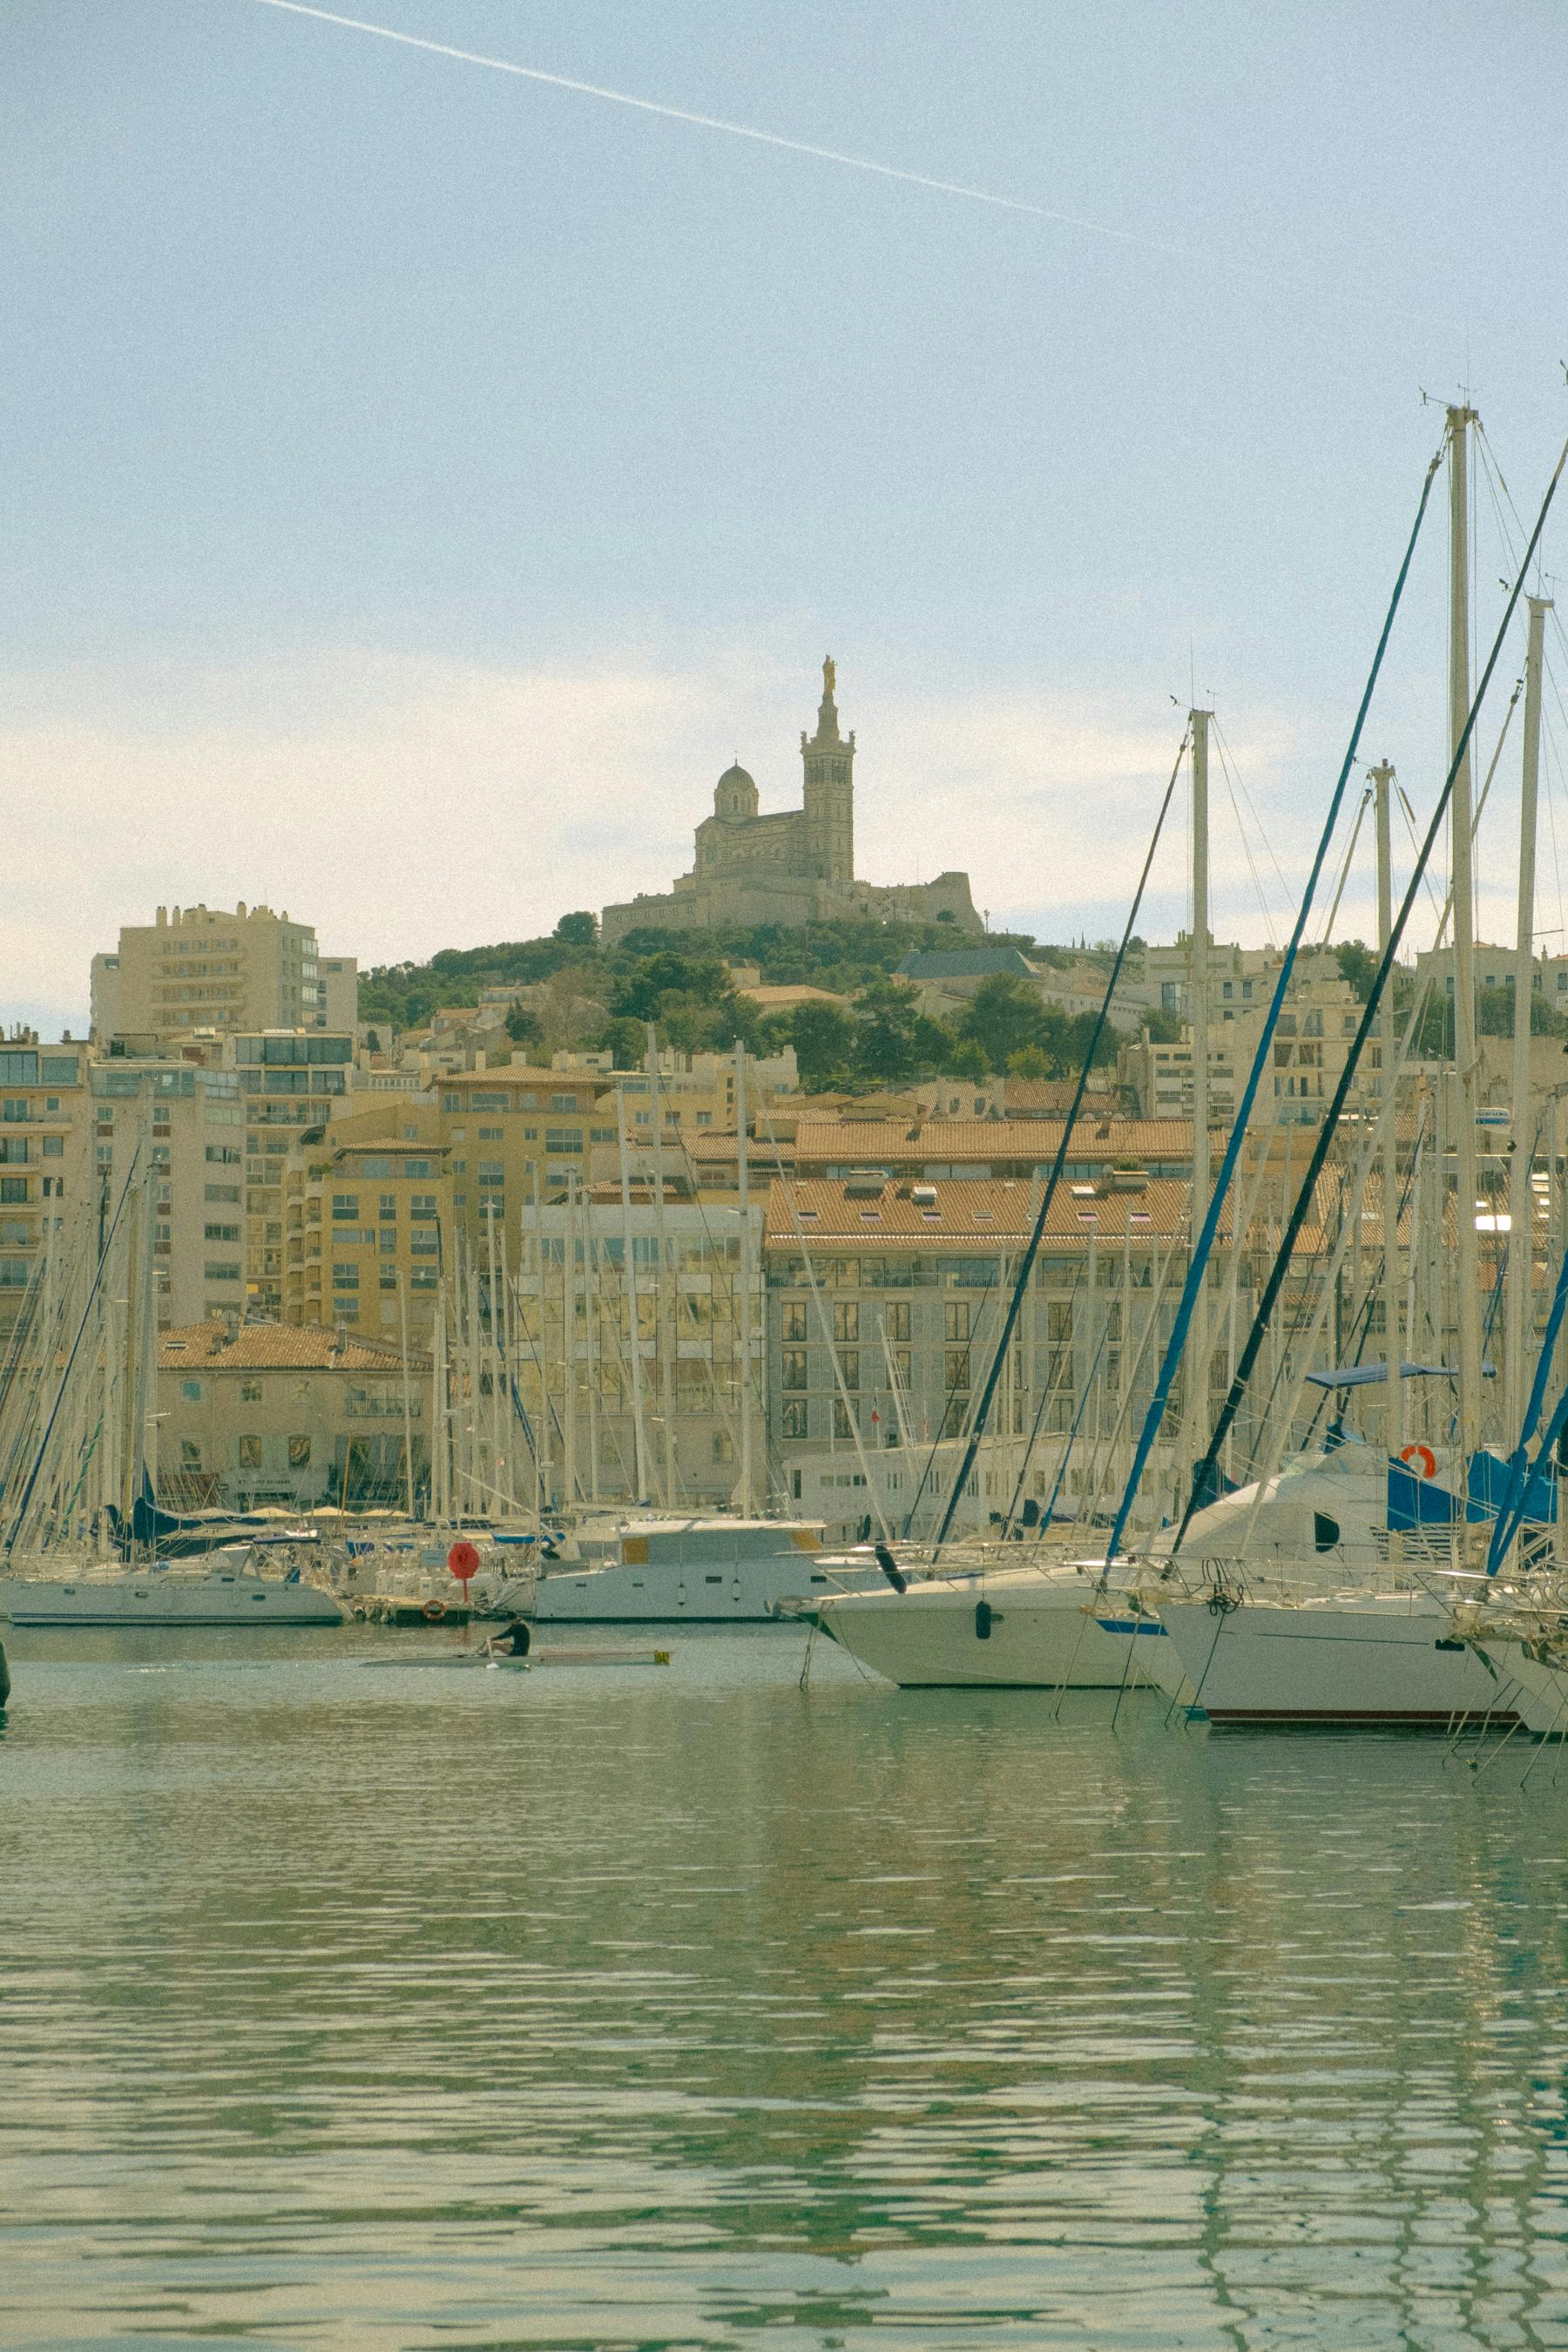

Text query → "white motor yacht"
[532,1517,853,1622]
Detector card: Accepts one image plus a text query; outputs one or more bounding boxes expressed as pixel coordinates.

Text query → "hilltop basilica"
[599,659,981,946]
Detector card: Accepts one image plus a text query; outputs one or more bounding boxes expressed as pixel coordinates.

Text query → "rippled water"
[4,1623,1568,2349]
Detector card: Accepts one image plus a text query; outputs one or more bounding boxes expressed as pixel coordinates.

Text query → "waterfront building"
[600,659,980,943]
[514,1189,765,1513]
[157,1319,426,1511]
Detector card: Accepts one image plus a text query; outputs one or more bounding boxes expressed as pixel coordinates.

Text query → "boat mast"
[1371,759,1402,1519]
[734,1038,754,1516]
[615,1086,649,1503]
[1449,403,1483,1466]
[1507,593,1551,1436]
[1179,707,1213,1500]
[646,1024,677,1510]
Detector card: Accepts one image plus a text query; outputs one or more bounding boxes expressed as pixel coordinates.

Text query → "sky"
[6,1,1568,1035]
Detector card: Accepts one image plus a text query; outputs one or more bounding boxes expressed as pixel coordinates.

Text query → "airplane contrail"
[246,0,1282,287]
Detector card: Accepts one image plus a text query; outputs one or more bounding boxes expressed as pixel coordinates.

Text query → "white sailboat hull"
[815,1567,1167,1688]
[0,1571,347,1627]
[1157,1592,1521,1726]
[532,1517,847,1622]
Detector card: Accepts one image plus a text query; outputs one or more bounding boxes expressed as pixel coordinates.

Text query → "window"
[781,1349,808,1391]
[40,1056,78,1085]
[206,1145,240,1165]
[179,1439,202,1470]
[240,1379,263,1403]
[477,1127,503,1142]
[332,1263,360,1288]
[400,1160,433,1179]
[0,1177,25,1204]
[945,1348,971,1391]
[781,1398,808,1441]
[544,1128,581,1153]
[0,1051,37,1085]
[204,1262,240,1282]
[331,1193,360,1221]
[205,1223,240,1242]
[238,1435,262,1470]
[41,1134,63,1159]
[712,1430,734,1463]
[883,1301,910,1342]
[832,1301,860,1344]
[180,1379,203,1402]
[380,1267,398,1290]
[1047,1301,1073,1342]
[478,1161,504,1186]
[944,1301,970,1342]
[409,1267,437,1290]
[839,1349,860,1391]
[833,1399,855,1440]
[410,1195,437,1219]
[288,1435,311,1469]
[890,1348,912,1387]
[0,1220,26,1245]
[0,1259,29,1288]
[781,1301,808,1342]
[550,1094,577,1112]
[380,1194,398,1219]
[0,1137,29,1163]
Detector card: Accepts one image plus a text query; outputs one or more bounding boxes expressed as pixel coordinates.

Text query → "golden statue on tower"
[822,654,836,698]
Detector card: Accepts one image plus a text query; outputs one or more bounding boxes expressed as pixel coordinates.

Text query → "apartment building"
[90,1055,247,1325]
[760,1171,1235,1540]
[0,1037,91,1335]
[513,1192,765,1511]
[93,902,357,1044]
[231,1031,355,1316]
[282,1134,452,1341]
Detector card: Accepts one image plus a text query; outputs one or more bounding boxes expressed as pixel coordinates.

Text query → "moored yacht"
[532,1516,847,1621]
[0,1545,348,1626]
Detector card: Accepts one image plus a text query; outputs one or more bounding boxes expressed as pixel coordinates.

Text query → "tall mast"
[1507,594,1551,1436]
[1449,402,1483,1466]
[1180,708,1213,1490]
[646,1023,677,1510]
[734,1038,754,1515]
[1371,760,1402,1524]
[615,1086,648,1502]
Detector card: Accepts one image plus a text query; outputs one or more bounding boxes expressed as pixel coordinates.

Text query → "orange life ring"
[1399,1443,1436,1481]
[422,1598,448,1622]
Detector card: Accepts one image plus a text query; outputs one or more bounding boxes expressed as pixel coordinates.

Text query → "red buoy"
[448,1539,481,1583]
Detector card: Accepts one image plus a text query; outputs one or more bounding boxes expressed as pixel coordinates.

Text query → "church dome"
[714,761,760,820]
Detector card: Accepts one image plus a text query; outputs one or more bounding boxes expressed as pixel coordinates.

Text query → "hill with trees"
[359,915,1145,1092]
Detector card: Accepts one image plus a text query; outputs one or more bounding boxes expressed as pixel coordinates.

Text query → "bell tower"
[801,655,855,885]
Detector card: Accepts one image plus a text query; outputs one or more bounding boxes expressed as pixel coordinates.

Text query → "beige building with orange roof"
[760,1168,1244,1541]
[158,1320,428,1511]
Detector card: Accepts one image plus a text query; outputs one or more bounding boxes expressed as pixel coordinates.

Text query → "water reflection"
[3,1628,1568,2346]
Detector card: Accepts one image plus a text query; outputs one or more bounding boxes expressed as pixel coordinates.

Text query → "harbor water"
[4,1625,1568,2349]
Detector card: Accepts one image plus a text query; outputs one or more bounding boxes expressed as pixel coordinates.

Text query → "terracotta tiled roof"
[158,1321,428,1372]
[791,1116,1202,1163]
[762,1176,1221,1248]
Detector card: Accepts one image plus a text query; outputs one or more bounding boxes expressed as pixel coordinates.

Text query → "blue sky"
[6,1,1568,1031]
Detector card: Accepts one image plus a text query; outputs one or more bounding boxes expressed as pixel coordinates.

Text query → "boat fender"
[975,1599,994,1641]
[422,1598,448,1623]
[874,1542,907,1595]
[1400,1442,1437,1480]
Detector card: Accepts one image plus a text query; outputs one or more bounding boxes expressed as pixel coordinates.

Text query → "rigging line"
[247,0,1449,321]
[1318,784,1371,948]
[929,727,1188,1556]
[1216,741,1277,943]
[1213,717,1291,929]
[1107,432,1448,1565]
[1173,430,1568,1556]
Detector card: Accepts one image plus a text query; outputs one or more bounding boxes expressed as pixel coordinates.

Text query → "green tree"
[554,910,598,945]
[792,1002,857,1091]
[1141,1005,1183,1044]
[960,976,1051,1073]
[1335,939,1379,1003]
[504,1003,544,1050]
[947,1038,988,1084]
[1007,1044,1051,1079]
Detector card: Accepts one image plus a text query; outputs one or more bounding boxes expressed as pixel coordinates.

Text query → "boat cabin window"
[1313,1511,1341,1553]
